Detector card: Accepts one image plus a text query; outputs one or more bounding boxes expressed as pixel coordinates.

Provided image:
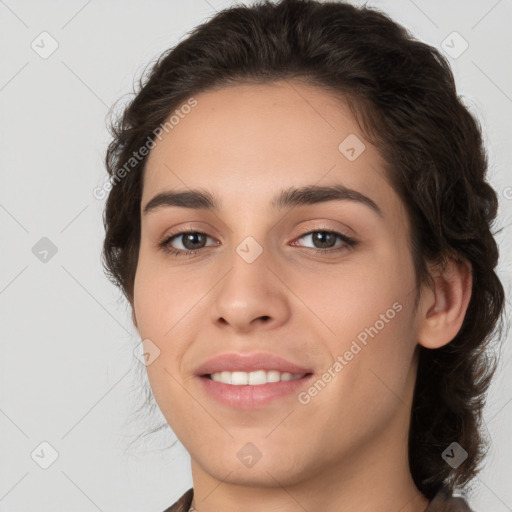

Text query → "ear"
[417,257,473,349]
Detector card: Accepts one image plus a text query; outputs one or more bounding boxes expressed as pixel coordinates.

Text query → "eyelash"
[158,228,358,258]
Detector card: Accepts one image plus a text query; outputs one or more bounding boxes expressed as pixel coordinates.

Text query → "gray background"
[1,0,511,511]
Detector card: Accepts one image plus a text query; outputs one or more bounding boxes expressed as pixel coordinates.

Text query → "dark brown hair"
[101,0,506,500]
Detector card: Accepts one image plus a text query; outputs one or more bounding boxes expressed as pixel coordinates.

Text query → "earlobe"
[417,257,473,349]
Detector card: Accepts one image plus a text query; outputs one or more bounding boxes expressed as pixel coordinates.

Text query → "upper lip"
[194,352,313,376]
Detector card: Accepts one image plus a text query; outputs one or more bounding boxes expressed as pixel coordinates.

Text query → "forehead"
[141,80,400,217]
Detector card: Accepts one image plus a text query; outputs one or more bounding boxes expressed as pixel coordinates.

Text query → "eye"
[159,230,218,257]
[292,229,357,254]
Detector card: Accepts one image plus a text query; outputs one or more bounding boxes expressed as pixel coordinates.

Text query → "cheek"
[132,250,207,391]
[291,244,414,341]
[132,257,191,423]
[297,241,417,393]
[133,248,197,337]
[334,245,418,401]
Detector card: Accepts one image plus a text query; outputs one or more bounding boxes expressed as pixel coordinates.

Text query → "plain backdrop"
[1,1,511,511]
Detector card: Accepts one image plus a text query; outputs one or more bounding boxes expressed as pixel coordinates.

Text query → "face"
[133,80,423,487]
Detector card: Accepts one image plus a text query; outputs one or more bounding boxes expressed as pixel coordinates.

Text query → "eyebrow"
[142,184,383,218]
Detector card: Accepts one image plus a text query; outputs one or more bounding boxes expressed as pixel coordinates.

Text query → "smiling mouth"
[197,370,315,409]
[201,370,313,385]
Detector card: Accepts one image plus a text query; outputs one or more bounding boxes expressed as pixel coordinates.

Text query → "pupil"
[314,232,335,249]
[184,233,204,250]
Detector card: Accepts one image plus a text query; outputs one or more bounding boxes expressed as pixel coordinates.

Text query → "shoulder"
[161,487,194,512]
[425,485,475,512]
[160,485,476,512]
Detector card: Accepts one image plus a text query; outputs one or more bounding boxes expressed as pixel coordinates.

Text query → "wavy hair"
[101,0,506,500]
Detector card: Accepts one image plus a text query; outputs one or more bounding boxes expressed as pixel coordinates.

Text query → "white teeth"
[210,370,306,385]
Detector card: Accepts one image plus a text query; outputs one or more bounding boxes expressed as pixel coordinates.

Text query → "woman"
[101,0,505,510]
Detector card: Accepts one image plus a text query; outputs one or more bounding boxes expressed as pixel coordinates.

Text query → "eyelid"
[293,219,357,239]
[294,223,353,239]
[159,222,221,242]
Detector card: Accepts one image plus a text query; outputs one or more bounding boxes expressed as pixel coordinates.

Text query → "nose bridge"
[210,233,290,330]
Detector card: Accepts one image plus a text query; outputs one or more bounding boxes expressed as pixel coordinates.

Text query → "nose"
[209,248,291,333]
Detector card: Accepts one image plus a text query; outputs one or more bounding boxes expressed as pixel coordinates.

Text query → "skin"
[132,80,472,512]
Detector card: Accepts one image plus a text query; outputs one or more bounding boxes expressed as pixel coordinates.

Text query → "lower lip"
[197,374,314,409]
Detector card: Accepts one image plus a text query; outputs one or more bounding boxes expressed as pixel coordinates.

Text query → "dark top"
[161,484,474,512]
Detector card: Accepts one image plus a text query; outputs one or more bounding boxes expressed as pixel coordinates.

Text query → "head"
[101,0,505,500]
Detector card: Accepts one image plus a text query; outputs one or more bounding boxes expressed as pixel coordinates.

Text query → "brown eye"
[159,230,217,256]
[293,229,357,252]
[175,232,208,250]
[309,231,338,249]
